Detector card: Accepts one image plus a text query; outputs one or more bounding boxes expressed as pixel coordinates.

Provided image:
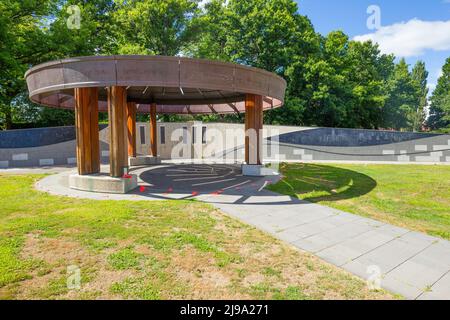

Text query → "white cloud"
[354,19,450,57]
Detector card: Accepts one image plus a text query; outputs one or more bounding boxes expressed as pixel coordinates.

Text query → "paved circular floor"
[34,163,284,203]
[138,164,261,193]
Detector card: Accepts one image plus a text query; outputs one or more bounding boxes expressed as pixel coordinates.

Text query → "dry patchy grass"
[0,175,396,300]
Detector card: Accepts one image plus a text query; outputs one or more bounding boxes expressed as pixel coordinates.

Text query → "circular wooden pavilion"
[25,55,286,192]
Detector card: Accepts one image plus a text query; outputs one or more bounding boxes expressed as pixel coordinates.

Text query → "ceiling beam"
[263,96,273,107]
[197,88,224,119]
[58,95,72,104]
[216,90,242,118]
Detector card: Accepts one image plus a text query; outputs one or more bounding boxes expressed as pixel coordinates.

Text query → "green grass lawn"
[0,174,395,300]
[268,163,450,240]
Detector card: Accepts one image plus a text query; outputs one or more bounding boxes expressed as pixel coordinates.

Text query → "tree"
[191,0,319,125]
[428,57,450,130]
[46,0,116,59]
[345,41,394,129]
[0,0,435,132]
[110,0,200,55]
[0,0,118,129]
[0,0,57,129]
[411,61,428,131]
[283,33,394,129]
[383,59,418,130]
[188,0,232,61]
[299,31,352,127]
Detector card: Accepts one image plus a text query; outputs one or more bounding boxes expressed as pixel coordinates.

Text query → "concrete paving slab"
[276,216,354,243]
[341,231,436,284]
[417,271,450,300]
[255,208,311,222]
[381,275,424,299]
[197,194,244,204]
[406,240,450,270]
[277,220,340,243]
[316,224,410,266]
[383,260,446,298]
[242,195,293,204]
[292,222,375,253]
[378,240,450,299]
[351,217,386,227]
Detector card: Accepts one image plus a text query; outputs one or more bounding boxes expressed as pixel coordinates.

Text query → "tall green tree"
[188,0,231,61]
[110,0,200,55]
[191,0,319,125]
[427,57,450,130]
[411,61,428,131]
[193,0,316,71]
[1,0,118,129]
[345,41,394,129]
[46,0,116,58]
[283,33,394,129]
[0,0,57,129]
[0,0,435,132]
[383,59,418,130]
[298,31,352,127]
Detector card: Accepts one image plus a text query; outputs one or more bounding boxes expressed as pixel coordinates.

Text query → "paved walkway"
[15,164,450,300]
[204,193,450,300]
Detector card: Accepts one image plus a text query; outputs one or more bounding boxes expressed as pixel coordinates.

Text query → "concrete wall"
[0,126,76,149]
[0,127,110,168]
[1,122,449,168]
[276,127,442,147]
[134,121,302,161]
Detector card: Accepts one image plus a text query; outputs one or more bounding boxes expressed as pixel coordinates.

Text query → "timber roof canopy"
[25,55,287,115]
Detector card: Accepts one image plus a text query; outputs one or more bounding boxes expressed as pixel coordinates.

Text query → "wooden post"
[74,87,100,175]
[108,86,128,177]
[127,102,137,158]
[245,94,263,165]
[150,103,157,157]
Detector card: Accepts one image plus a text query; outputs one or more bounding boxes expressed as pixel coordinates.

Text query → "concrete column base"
[242,164,279,177]
[69,174,138,194]
[129,156,161,167]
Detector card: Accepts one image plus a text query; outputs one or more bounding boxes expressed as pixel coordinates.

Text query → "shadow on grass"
[269,163,377,203]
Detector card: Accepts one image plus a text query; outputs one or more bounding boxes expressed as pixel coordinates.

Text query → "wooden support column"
[108,86,128,177]
[149,103,157,157]
[245,94,263,165]
[127,102,137,158]
[75,87,100,175]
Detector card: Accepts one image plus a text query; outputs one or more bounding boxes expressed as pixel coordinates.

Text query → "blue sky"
[296,0,450,93]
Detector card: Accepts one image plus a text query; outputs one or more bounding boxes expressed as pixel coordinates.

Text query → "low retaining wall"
[0,126,110,168]
[275,127,442,147]
[0,126,76,149]
[270,128,450,163]
[273,138,450,163]
[206,125,450,163]
[0,123,449,168]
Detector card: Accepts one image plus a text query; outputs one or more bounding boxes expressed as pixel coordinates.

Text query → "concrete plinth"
[129,156,161,167]
[69,173,138,194]
[242,164,279,177]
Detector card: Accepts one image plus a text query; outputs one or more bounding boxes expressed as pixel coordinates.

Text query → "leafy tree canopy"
[0,0,445,132]
[427,58,450,131]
